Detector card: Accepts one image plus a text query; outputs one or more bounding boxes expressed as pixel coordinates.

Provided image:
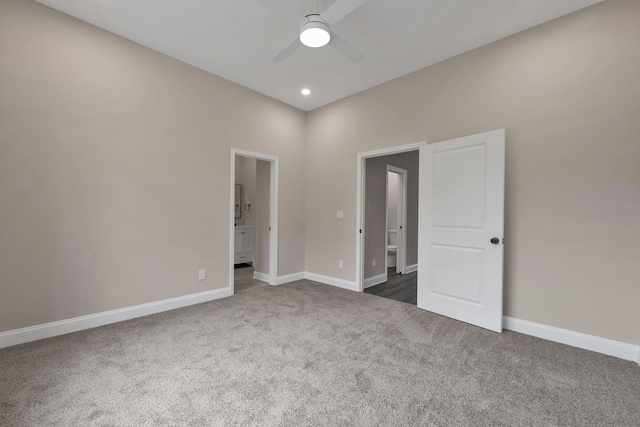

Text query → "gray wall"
[0,0,306,333]
[306,0,640,345]
[364,151,419,279]
[2,0,639,349]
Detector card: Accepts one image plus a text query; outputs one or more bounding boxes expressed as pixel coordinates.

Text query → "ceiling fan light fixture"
[300,16,330,48]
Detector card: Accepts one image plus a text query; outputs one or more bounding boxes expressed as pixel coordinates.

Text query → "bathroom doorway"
[386,165,408,275]
[229,149,278,294]
[357,143,421,303]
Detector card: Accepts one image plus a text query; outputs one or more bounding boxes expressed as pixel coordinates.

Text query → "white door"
[417,129,505,332]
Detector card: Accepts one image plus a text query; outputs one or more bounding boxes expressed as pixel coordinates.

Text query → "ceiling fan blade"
[320,0,368,26]
[271,34,301,62]
[330,32,365,62]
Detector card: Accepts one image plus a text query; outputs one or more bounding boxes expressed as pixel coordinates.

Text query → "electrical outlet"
[198,270,206,281]
[338,260,343,269]
[372,259,376,267]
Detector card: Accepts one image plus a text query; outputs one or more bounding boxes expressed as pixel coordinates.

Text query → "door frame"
[356,141,425,292]
[229,148,279,291]
[386,165,408,275]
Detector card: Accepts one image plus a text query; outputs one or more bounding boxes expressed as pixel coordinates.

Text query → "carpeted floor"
[1,280,639,426]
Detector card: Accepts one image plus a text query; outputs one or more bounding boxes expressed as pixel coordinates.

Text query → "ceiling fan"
[267,0,368,62]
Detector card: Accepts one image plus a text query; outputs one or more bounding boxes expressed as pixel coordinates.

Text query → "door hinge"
[359,229,362,234]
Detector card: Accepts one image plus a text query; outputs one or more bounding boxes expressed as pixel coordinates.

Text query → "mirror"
[235,184,242,219]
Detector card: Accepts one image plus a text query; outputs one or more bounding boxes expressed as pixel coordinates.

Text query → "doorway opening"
[386,165,408,275]
[229,149,278,294]
[356,142,424,304]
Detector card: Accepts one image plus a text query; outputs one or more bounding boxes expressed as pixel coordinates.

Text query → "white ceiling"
[35,0,603,112]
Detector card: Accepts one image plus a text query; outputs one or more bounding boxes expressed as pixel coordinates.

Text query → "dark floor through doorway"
[234,263,268,294]
[364,268,417,305]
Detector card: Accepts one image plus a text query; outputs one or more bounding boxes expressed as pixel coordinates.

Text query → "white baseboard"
[304,272,359,292]
[503,316,640,363]
[405,264,418,273]
[277,272,305,285]
[253,271,270,283]
[0,287,232,350]
[363,273,387,289]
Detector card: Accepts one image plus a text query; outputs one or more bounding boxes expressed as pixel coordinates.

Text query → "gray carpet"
[1,280,639,426]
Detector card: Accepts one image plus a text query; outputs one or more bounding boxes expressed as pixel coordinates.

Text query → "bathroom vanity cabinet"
[234,226,255,265]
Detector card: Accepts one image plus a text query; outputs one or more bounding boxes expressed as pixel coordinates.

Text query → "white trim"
[304,272,359,292]
[405,263,418,273]
[356,149,366,291]
[268,155,279,286]
[0,287,232,349]
[503,316,640,362]
[356,141,426,292]
[229,150,236,294]
[253,271,270,283]
[387,165,408,275]
[230,149,279,289]
[357,142,426,159]
[364,273,387,289]
[277,272,305,285]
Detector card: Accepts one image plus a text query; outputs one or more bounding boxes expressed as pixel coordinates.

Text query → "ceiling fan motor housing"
[299,15,331,48]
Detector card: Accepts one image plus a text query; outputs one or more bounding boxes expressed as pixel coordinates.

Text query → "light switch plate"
[198,270,206,280]
[336,210,344,219]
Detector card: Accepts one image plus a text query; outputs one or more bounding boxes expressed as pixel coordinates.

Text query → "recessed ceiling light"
[301,88,311,96]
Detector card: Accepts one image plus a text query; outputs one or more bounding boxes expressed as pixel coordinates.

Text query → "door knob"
[490,237,500,244]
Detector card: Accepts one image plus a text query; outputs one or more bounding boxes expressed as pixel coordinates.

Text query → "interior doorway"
[356,142,424,298]
[386,165,408,275]
[229,149,278,294]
